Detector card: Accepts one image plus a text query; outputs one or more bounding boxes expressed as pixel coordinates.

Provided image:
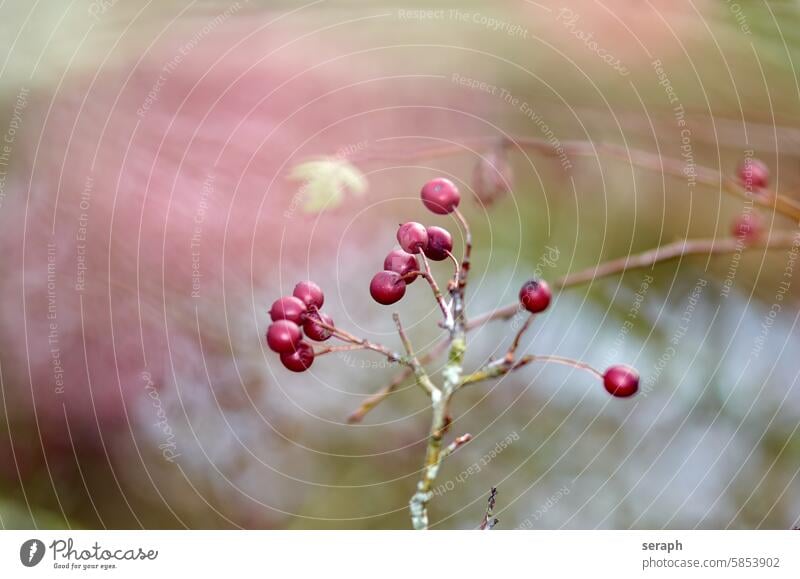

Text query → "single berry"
[397,222,428,254]
[473,147,513,207]
[304,312,334,342]
[737,158,769,191]
[421,177,461,214]
[384,249,419,283]
[603,365,639,398]
[280,341,315,372]
[269,296,307,324]
[266,320,303,353]
[423,226,453,261]
[519,279,552,313]
[370,270,406,305]
[293,281,324,309]
[731,212,763,244]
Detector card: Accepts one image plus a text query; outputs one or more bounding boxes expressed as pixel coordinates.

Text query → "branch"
[351,136,800,222]
[348,232,797,421]
[409,314,468,529]
[466,232,799,328]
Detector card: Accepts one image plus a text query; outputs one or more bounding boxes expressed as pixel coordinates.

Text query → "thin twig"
[444,249,461,281]
[479,487,499,530]
[346,338,450,423]
[393,313,437,397]
[313,344,368,356]
[311,317,407,365]
[505,313,535,363]
[438,433,472,462]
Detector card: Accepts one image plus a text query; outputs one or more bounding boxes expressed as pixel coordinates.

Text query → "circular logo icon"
[19,539,46,567]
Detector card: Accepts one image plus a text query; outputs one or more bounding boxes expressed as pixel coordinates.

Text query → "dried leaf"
[288,158,367,213]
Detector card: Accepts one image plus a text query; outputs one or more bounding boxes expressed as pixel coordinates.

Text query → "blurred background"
[0,0,799,529]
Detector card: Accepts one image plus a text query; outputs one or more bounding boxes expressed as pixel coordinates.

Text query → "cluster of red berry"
[265,176,640,398]
[370,178,460,305]
[266,281,332,372]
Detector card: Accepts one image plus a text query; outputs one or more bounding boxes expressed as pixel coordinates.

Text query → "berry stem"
[313,344,369,356]
[505,313,535,363]
[411,255,454,331]
[459,353,602,388]
[452,207,472,295]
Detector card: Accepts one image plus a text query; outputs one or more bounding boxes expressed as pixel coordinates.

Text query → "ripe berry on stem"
[737,158,769,191]
[304,312,334,342]
[603,365,639,397]
[266,320,303,353]
[421,177,460,214]
[293,281,324,309]
[269,296,307,324]
[397,222,428,254]
[423,226,453,261]
[384,249,419,283]
[519,279,551,313]
[280,341,315,372]
[370,270,406,305]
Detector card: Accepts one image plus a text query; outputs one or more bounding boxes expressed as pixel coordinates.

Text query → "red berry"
[397,222,428,254]
[303,312,334,342]
[266,320,302,353]
[280,341,314,372]
[384,249,418,283]
[269,296,307,323]
[423,226,453,261]
[293,281,324,309]
[421,177,460,214]
[370,270,406,305]
[519,279,551,313]
[737,158,769,191]
[603,365,639,397]
[731,212,762,244]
